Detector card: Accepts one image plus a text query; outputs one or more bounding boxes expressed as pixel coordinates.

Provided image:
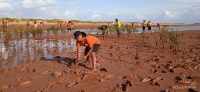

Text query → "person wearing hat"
[74,31,101,70]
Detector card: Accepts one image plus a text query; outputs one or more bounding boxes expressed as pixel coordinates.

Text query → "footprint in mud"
[100,67,108,72]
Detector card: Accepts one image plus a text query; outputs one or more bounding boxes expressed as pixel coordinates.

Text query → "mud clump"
[18,81,34,88]
[0,85,12,91]
[53,71,63,78]
[0,68,10,73]
[40,70,50,75]
[66,81,78,89]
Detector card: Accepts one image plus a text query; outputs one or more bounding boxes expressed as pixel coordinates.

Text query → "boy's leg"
[91,52,97,69]
[91,44,100,70]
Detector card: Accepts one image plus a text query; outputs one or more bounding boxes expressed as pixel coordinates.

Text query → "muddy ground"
[0,27,200,92]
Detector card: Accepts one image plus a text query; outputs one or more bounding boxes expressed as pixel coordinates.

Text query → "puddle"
[0,26,199,69]
[0,37,83,69]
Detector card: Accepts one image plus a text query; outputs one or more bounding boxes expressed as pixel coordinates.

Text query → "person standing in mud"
[142,20,146,32]
[67,21,73,33]
[26,20,30,27]
[147,20,152,33]
[6,20,9,27]
[41,20,44,27]
[115,19,122,38]
[74,31,101,70]
[137,23,140,28]
[64,21,67,28]
[12,19,14,26]
[34,20,37,29]
[1,18,6,33]
[98,25,109,39]
[157,23,162,31]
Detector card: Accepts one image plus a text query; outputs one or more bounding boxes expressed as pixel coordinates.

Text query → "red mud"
[0,29,200,92]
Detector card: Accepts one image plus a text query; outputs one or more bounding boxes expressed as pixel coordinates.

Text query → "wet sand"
[0,27,200,92]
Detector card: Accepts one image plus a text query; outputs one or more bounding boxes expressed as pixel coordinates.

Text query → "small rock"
[141,78,151,83]
[18,81,34,88]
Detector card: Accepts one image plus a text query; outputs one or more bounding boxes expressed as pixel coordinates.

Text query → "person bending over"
[74,31,101,70]
[98,25,109,39]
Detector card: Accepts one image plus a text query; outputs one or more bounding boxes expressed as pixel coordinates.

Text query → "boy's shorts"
[85,44,100,53]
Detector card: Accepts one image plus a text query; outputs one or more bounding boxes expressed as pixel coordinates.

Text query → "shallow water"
[0,25,200,69]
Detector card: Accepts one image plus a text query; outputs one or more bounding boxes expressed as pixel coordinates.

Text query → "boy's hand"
[84,56,87,60]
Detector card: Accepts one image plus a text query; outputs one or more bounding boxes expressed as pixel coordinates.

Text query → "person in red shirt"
[74,31,101,70]
[157,23,162,31]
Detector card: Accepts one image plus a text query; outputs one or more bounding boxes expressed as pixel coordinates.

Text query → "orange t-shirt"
[76,36,101,50]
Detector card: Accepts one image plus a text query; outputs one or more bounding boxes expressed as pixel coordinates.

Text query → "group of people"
[74,19,164,71]
[1,18,15,33]
[26,20,45,28]
[140,20,163,32]
[57,20,73,33]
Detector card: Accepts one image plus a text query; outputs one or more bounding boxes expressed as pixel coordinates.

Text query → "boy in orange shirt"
[74,31,101,70]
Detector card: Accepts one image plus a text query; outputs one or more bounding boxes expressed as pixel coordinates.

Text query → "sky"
[0,0,200,23]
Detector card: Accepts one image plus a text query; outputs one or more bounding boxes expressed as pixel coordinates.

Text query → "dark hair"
[74,31,87,38]
[81,32,87,37]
